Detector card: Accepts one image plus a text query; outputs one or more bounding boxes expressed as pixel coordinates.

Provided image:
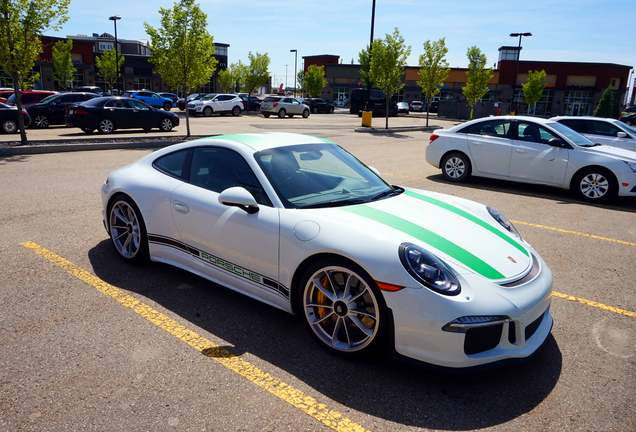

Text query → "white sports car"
[102,133,553,371]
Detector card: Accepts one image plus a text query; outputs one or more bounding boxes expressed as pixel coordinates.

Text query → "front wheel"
[441,152,471,182]
[2,119,18,133]
[33,113,50,128]
[312,107,318,114]
[277,109,286,118]
[160,117,174,132]
[108,195,149,263]
[298,258,388,358]
[98,118,114,134]
[302,109,310,118]
[329,107,334,114]
[263,113,270,118]
[203,106,213,117]
[571,167,617,203]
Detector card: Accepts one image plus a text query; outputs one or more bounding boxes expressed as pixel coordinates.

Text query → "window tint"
[129,99,150,110]
[517,122,559,144]
[590,121,622,137]
[558,119,587,133]
[154,149,189,179]
[104,99,128,108]
[189,147,269,205]
[460,120,512,137]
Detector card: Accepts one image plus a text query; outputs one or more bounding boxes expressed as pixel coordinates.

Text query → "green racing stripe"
[403,190,529,256]
[342,205,506,279]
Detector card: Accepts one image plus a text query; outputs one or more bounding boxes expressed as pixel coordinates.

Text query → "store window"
[563,91,594,116]
[333,87,350,107]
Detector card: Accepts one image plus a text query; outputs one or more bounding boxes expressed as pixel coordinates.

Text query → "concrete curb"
[354,125,443,133]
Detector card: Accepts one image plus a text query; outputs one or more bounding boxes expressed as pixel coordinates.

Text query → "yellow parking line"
[21,242,371,432]
[551,291,636,318]
[511,220,636,247]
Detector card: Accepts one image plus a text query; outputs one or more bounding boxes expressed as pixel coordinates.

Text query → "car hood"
[579,144,636,161]
[306,188,532,282]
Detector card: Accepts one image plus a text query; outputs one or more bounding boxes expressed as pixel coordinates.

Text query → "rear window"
[264,97,281,102]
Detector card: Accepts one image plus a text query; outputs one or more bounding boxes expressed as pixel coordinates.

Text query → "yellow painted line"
[21,242,371,432]
[511,220,636,247]
[552,291,636,318]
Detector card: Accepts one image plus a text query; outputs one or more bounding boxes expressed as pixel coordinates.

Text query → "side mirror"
[548,138,565,148]
[368,166,382,178]
[617,132,627,138]
[218,187,259,214]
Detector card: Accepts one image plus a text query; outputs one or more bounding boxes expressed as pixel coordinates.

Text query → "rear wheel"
[329,107,334,114]
[232,106,241,116]
[312,107,318,114]
[302,109,310,118]
[33,113,50,128]
[263,113,270,118]
[98,118,114,134]
[441,152,471,182]
[2,119,17,133]
[160,117,174,132]
[163,102,171,111]
[571,167,617,203]
[108,195,149,263]
[278,109,286,118]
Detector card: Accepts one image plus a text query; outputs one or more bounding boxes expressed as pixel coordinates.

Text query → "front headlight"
[399,243,461,296]
[487,207,522,240]
[622,160,636,173]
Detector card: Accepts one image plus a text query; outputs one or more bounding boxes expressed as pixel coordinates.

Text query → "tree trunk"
[184,86,191,137]
[385,99,389,129]
[12,73,27,146]
[426,97,430,127]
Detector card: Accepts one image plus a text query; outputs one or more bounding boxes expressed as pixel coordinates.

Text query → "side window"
[105,99,127,108]
[518,122,559,144]
[59,94,74,103]
[129,99,150,110]
[152,94,160,99]
[559,120,587,133]
[189,147,269,205]
[153,149,189,180]
[590,121,621,137]
[460,120,511,137]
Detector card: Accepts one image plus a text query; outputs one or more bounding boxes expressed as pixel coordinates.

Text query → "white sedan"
[426,116,636,202]
[102,133,553,371]
[552,116,636,152]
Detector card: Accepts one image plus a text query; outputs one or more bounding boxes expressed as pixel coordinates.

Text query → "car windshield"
[39,94,59,104]
[548,122,597,147]
[254,143,400,209]
[621,123,636,135]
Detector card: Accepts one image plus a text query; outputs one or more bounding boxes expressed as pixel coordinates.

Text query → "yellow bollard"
[361,110,373,127]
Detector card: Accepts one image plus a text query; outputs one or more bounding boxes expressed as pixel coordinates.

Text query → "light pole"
[510,32,531,111]
[109,15,121,94]
[290,49,297,98]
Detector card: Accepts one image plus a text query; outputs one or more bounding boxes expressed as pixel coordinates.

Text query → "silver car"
[260,96,310,119]
[552,116,636,152]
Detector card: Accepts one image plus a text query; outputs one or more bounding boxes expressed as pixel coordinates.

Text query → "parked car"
[73,86,104,96]
[65,96,179,134]
[124,90,173,110]
[187,93,244,117]
[552,116,636,152]
[234,93,261,111]
[425,116,636,202]
[397,101,410,114]
[429,101,439,113]
[6,90,58,107]
[25,92,99,128]
[260,96,310,118]
[101,132,553,370]
[158,92,179,104]
[349,88,398,117]
[0,102,31,133]
[176,93,205,111]
[409,101,424,112]
[624,106,636,113]
[301,98,335,114]
[0,90,16,103]
[619,113,636,126]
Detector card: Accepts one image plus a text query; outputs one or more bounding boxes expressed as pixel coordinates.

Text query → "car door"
[463,119,514,177]
[509,121,569,185]
[103,98,133,129]
[126,98,155,129]
[169,147,283,300]
[285,98,302,115]
[48,94,74,123]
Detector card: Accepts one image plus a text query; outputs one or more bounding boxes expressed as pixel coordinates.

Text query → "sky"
[47,0,635,90]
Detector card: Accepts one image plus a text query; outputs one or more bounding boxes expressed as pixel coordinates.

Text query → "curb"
[354,125,443,133]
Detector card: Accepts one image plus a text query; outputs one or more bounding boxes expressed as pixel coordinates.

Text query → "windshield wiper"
[298,199,367,209]
[370,186,404,201]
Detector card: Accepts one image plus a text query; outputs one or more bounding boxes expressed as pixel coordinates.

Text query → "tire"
[571,167,617,203]
[98,118,114,134]
[263,113,270,118]
[441,152,471,182]
[302,109,310,118]
[232,106,241,116]
[107,194,149,263]
[312,107,318,114]
[2,119,18,133]
[203,106,213,117]
[81,127,94,134]
[163,102,171,111]
[33,113,50,128]
[298,257,388,358]
[278,109,286,118]
[160,117,174,132]
[329,107,334,114]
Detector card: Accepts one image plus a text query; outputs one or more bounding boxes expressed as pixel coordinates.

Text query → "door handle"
[470,142,482,146]
[515,149,526,153]
[173,201,189,214]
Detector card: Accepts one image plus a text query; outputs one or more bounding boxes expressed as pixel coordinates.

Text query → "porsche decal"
[148,234,288,298]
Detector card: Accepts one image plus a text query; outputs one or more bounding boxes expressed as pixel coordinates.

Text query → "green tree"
[95,47,125,92]
[52,38,75,90]
[522,69,547,115]
[217,68,234,93]
[594,87,613,118]
[357,45,373,89]
[144,0,218,136]
[240,52,270,111]
[0,0,70,145]
[304,64,328,98]
[417,38,450,126]
[462,46,494,120]
[369,28,411,129]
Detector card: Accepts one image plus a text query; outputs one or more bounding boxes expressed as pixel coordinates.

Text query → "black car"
[176,93,206,110]
[235,93,261,111]
[301,98,335,114]
[73,86,104,96]
[619,113,636,126]
[158,92,179,104]
[26,92,99,128]
[65,96,179,134]
[0,102,31,133]
[429,101,439,113]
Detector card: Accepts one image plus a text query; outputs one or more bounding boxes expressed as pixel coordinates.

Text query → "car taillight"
[22,109,27,114]
[273,102,278,107]
[75,109,89,115]
[429,134,439,143]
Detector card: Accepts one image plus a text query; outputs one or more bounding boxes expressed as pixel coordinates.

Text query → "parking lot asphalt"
[0,111,635,431]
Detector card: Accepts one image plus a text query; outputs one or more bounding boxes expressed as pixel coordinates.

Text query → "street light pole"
[109,15,122,95]
[290,49,297,98]
[510,32,531,111]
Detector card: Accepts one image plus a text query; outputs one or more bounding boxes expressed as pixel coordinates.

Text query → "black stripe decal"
[149,233,289,299]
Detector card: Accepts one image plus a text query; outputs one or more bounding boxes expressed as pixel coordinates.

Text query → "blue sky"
[48,0,635,90]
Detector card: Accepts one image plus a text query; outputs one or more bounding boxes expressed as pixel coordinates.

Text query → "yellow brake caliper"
[316,274,330,324]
